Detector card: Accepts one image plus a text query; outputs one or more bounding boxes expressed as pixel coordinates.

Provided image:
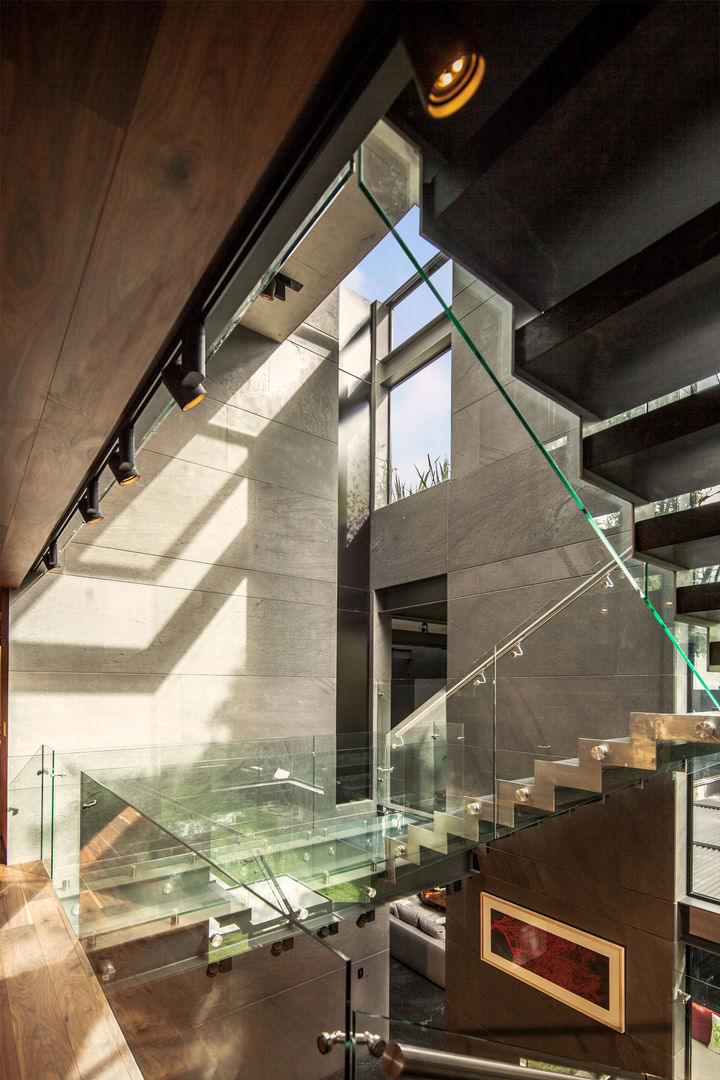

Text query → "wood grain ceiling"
[0,0,368,589]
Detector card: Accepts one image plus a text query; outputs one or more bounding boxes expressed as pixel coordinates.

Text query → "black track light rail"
[25,2,426,585]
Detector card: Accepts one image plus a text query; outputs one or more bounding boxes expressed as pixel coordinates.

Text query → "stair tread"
[582,385,720,504]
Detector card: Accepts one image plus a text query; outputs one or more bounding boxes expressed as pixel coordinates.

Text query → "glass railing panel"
[6,747,46,864]
[357,129,719,715]
[678,963,720,1080]
[357,126,718,855]
[489,564,682,837]
[96,857,353,1080]
[68,771,357,998]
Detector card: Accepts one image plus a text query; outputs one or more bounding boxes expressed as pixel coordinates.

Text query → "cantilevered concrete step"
[489,713,719,824]
[514,204,720,420]
[634,503,720,571]
[675,582,720,626]
[384,714,720,876]
[582,385,720,504]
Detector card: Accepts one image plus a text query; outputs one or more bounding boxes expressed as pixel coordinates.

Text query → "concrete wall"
[370,264,679,1078]
[371,265,674,802]
[8,309,339,760]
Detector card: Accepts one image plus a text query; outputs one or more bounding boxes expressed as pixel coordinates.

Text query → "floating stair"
[675,582,720,627]
[582,384,720,504]
[514,205,720,420]
[634,502,720,571]
[385,713,720,869]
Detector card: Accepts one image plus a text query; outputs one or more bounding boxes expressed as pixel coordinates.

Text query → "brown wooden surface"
[446,775,682,1079]
[0,860,144,1080]
[0,0,366,587]
[1,588,9,864]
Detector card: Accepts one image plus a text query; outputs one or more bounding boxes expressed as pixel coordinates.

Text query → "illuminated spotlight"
[260,272,303,303]
[402,9,484,119]
[427,53,485,118]
[109,424,140,486]
[163,318,206,411]
[80,478,104,524]
[43,539,61,573]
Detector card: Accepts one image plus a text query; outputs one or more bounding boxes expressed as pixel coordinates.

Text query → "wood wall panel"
[0,0,366,587]
[445,775,683,1078]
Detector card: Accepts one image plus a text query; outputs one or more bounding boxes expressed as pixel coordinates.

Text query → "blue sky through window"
[343,206,441,303]
[390,350,452,498]
[343,204,452,501]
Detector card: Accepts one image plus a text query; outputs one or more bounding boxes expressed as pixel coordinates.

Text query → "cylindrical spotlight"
[109,424,140,486]
[402,6,484,119]
[163,318,206,411]
[80,478,104,524]
[43,540,61,573]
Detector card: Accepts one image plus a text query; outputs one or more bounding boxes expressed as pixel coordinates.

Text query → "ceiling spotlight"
[109,424,140,486]
[427,54,485,118]
[402,7,484,119]
[260,272,303,303]
[163,318,206,411]
[43,540,61,573]
[80,478,104,524]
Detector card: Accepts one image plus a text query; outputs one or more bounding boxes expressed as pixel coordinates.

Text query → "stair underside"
[514,208,720,420]
[634,502,720,571]
[582,385,720,504]
[675,582,720,626]
[423,5,720,316]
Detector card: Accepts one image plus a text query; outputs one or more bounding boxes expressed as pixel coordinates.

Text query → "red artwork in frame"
[480,893,625,1032]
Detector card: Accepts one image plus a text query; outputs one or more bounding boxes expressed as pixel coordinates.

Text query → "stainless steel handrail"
[382,1042,646,1080]
[392,549,631,739]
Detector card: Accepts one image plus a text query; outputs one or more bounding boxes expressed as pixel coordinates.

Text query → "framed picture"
[480,893,625,1032]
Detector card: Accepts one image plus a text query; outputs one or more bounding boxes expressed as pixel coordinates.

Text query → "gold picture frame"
[480,893,625,1033]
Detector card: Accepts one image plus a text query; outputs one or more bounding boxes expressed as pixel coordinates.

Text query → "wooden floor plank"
[2,923,83,1080]
[69,938,145,1080]
[32,895,136,1080]
[0,947,23,1080]
[0,862,144,1080]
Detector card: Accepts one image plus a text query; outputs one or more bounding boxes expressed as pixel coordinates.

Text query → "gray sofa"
[388,895,446,988]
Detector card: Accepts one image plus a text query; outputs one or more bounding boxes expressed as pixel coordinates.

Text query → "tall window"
[390,350,451,502]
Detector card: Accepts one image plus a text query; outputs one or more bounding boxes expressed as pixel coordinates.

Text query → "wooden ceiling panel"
[0,0,366,587]
[1,0,162,128]
[0,62,125,535]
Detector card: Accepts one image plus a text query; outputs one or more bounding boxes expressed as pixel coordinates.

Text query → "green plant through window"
[389,348,451,502]
[391,452,450,501]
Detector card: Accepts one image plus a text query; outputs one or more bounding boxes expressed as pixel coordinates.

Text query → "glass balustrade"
[6,748,50,864]
[678,964,720,1080]
[357,130,719,861]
